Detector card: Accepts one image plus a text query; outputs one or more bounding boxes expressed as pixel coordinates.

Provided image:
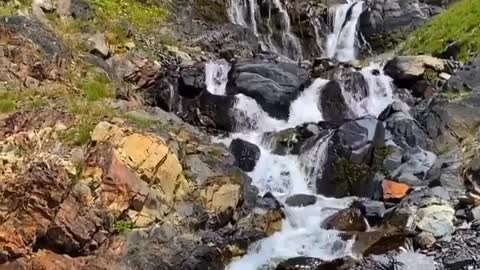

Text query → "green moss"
[402,0,480,61]
[112,219,135,234]
[91,0,168,30]
[333,146,393,196]
[0,0,30,16]
[0,99,16,113]
[80,73,113,101]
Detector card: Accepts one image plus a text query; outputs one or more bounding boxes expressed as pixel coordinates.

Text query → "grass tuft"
[0,99,16,113]
[402,0,480,61]
[90,0,168,30]
[80,72,113,101]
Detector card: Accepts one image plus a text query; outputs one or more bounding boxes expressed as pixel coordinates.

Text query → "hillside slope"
[402,0,480,61]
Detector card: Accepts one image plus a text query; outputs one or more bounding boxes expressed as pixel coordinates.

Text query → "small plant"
[0,99,16,113]
[80,73,112,101]
[112,219,135,234]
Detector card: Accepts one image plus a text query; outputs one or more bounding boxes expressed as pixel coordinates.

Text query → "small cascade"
[325,0,364,62]
[228,0,303,61]
[349,63,394,118]
[205,61,231,95]
[300,132,333,191]
[288,78,328,126]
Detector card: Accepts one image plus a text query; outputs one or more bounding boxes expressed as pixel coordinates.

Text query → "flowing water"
[202,0,432,268]
[325,0,364,62]
[228,0,303,61]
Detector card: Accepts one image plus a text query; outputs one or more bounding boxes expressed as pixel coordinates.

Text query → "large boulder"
[384,55,447,88]
[384,111,434,151]
[319,80,352,124]
[227,61,309,119]
[316,117,386,197]
[179,63,206,98]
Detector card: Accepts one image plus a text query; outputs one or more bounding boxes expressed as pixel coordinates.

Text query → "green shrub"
[80,73,112,101]
[112,220,135,234]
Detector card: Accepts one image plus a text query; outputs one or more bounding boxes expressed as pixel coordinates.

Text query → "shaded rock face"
[319,81,352,124]
[384,111,434,152]
[318,117,386,198]
[263,123,326,155]
[227,61,309,119]
[359,0,441,54]
[229,138,261,172]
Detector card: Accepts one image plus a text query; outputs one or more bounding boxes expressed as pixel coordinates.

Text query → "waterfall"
[325,0,364,62]
[205,61,231,95]
[228,0,303,61]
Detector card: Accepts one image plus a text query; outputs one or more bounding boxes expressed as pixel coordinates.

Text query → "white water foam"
[205,61,231,95]
[325,0,364,62]
[349,63,394,118]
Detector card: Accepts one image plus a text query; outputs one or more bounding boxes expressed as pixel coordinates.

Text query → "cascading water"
[228,0,303,61]
[325,0,364,62]
[205,61,231,95]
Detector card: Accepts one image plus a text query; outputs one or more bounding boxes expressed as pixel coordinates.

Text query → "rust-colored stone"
[382,180,411,201]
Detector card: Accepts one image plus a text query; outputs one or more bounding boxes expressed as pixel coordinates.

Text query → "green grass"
[80,73,112,101]
[0,99,16,113]
[90,0,168,30]
[402,0,480,61]
[112,219,135,234]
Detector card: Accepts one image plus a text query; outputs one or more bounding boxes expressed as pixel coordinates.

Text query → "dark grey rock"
[319,80,352,124]
[443,253,475,270]
[285,194,317,207]
[179,64,205,98]
[227,61,308,119]
[321,208,368,232]
[229,138,261,172]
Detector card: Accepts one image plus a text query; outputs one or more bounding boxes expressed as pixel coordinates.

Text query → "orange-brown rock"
[382,180,411,201]
[321,208,368,232]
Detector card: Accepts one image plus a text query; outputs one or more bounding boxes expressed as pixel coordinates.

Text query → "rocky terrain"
[0,0,480,269]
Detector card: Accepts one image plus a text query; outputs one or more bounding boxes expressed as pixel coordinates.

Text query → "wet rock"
[179,64,205,98]
[467,206,480,224]
[276,257,324,270]
[382,180,411,201]
[227,61,308,119]
[384,55,446,87]
[285,194,317,207]
[351,200,386,226]
[276,257,354,270]
[319,80,352,124]
[317,117,386,198]
[263,124,322,155]
[415,204,455,238]
[229,138,261,172]
[88,33,110,59]
[322,208,368,232]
